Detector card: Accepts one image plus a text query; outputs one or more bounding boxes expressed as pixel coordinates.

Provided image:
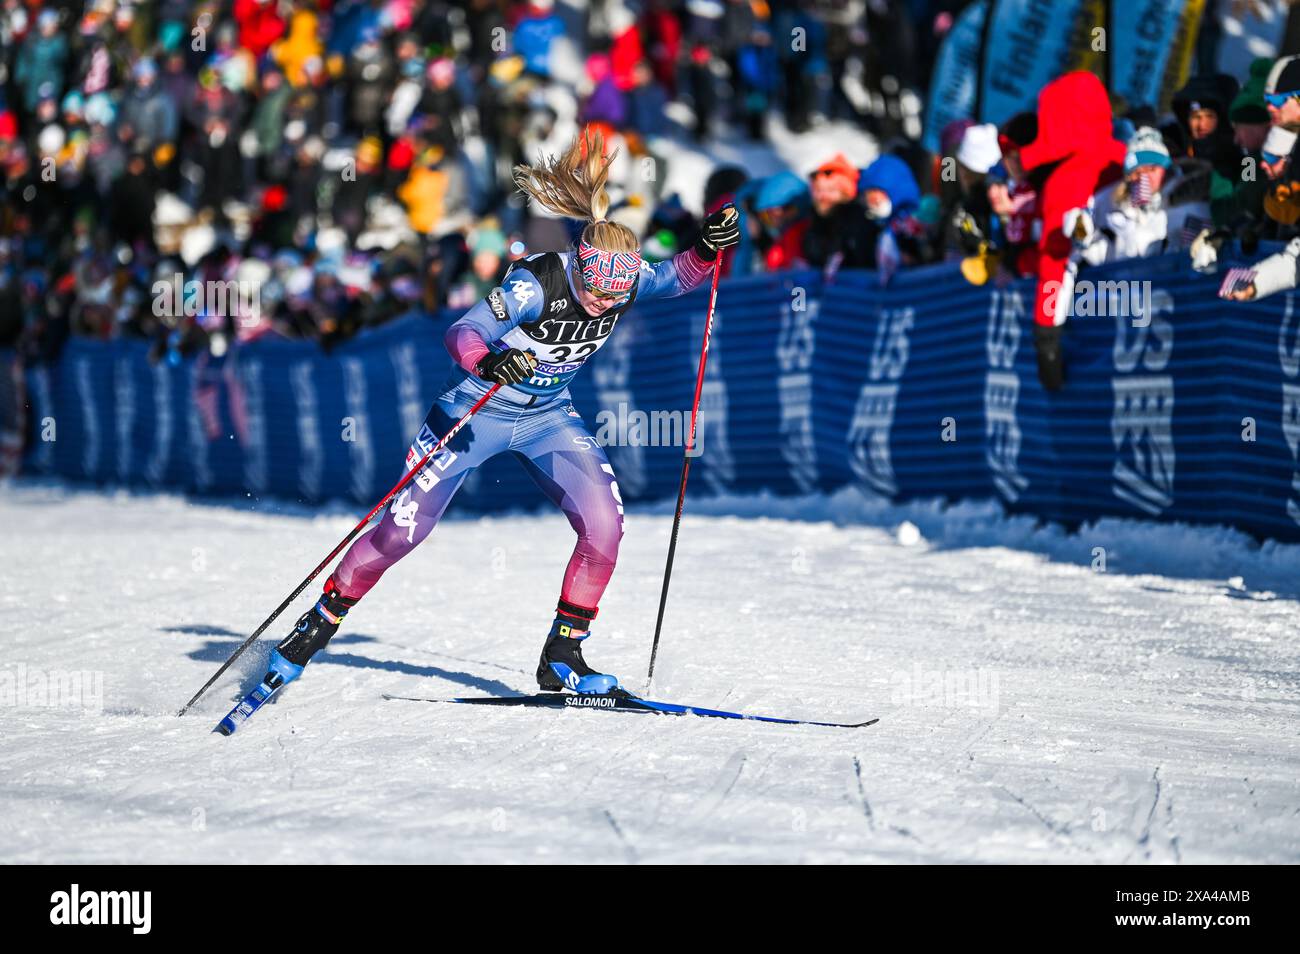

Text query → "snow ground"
[1,481,1297,864]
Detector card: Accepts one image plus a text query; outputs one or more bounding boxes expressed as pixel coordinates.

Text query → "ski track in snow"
[1,482,1298,864]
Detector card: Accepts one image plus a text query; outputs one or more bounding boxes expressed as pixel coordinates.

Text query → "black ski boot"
[269,578,359,683]
[536,600,619,695]
[1033,323,1066,392]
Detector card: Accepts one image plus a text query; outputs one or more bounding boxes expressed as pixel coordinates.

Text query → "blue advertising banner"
[1110,0,1186,113]
[978,0,1088,131]
[921,0,987,153]
[15,253,1300,544]
[925,0,1189,147]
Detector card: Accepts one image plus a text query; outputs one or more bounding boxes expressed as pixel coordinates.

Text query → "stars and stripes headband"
[576,239,641,299]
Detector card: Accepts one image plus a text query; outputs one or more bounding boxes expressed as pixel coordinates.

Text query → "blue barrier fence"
[11,252,1300,543]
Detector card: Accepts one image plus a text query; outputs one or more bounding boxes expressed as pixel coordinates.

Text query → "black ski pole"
[647,257,722,683]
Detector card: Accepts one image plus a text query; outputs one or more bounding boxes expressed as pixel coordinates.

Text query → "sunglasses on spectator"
[1265,91,1300,108]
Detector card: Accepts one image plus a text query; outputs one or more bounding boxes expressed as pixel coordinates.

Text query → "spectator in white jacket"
[1082,127,1212,265]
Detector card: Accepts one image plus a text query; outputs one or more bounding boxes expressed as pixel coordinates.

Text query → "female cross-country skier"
[268,131,741,695]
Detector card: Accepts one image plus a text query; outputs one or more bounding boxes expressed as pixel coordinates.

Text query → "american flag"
[1219,267,1256,299]
[1180,215,1212,249]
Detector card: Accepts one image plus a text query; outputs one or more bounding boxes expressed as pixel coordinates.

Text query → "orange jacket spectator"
[398,153,450,234]
[272,9,323,87]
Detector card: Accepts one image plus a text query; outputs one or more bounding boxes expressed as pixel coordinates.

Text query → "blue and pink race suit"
[327,244,714,622]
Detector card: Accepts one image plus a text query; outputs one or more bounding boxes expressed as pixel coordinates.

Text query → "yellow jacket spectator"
[273,9,323,87]
[398,148,450,235]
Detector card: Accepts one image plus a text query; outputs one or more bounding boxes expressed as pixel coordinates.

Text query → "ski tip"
[382,693,448,703]
[822,718,878,729]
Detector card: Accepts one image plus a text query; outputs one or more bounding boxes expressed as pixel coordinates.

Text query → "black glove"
[476,348,538,386]
[694,204,741,261]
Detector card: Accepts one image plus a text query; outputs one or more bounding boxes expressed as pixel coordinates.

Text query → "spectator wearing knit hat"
[945,123,1000,267]
[1245,57,1300,234]
[1231,58,1273,154]
[446,221,509,310]
[731,170,812,275]
[932,118,973,228]
[1216,59,1275,235]
[1171,73,1242,226]
[1082,127,1211,264]
[1265,56,1300,132]
[860,154,932,281]
[802,153,877,273]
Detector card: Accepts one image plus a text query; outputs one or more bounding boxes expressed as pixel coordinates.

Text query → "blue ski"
[382,691,877,729]
[213,651,305,736]
[215,672,288,735]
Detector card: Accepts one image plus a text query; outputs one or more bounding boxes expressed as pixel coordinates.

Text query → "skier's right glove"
[476,348,538,386]
[694,204,741,261]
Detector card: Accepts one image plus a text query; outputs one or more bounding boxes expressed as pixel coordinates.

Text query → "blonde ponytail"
[512,128,640,254]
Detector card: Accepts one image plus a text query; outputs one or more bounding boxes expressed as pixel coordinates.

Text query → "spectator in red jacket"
[234,0,288,59]
[1018,71,1126,391]
[640,0,683,99]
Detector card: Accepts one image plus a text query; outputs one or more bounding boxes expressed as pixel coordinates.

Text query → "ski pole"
[646,257,722,683]
[177,382,502,716]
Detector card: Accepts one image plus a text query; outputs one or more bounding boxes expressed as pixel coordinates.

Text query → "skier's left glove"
[476,348,538,386]
[694,204,741,261]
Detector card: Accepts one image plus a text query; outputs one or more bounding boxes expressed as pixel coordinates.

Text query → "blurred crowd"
[721,50,1300,389]
[917,55,1300,389]
[0,0,954,366]
[3,1,1297,396]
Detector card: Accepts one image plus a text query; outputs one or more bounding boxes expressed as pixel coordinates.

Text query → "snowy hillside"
[1,482,1297,863]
